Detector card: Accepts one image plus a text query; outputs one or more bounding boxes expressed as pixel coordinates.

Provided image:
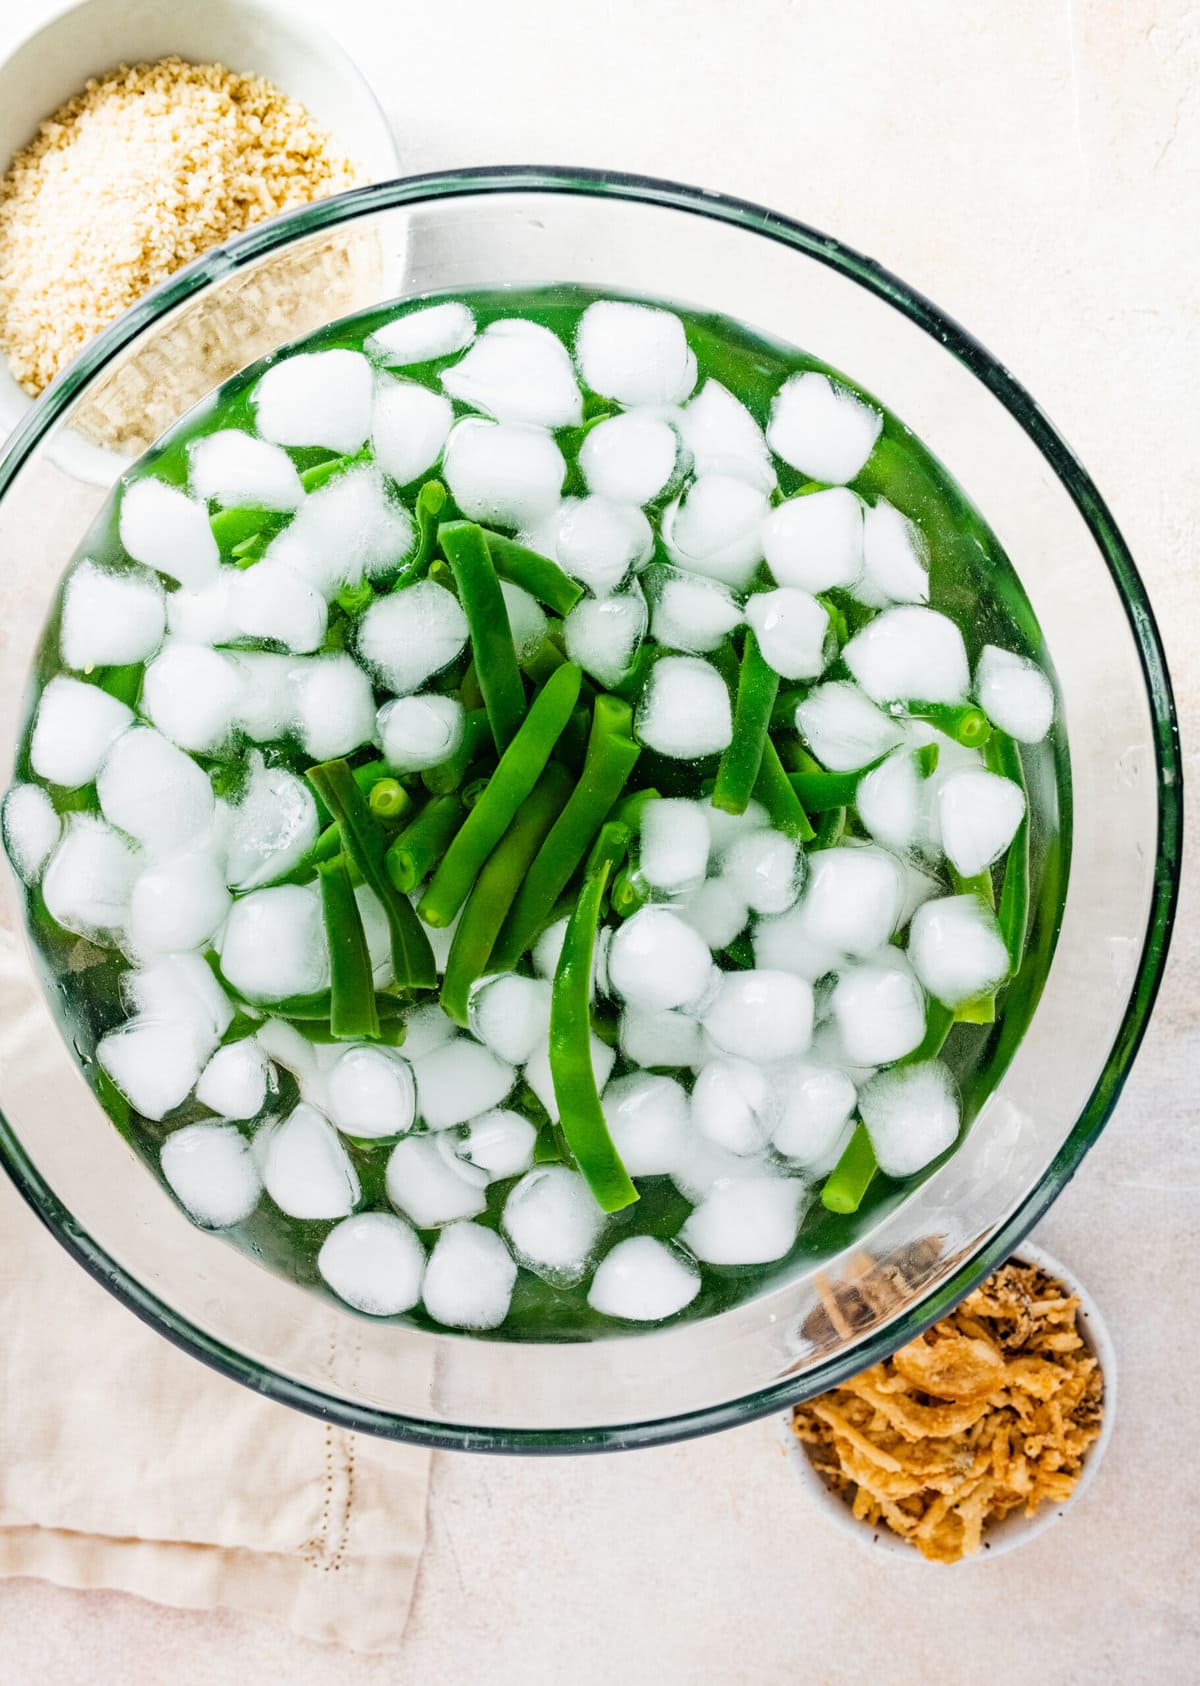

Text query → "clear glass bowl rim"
[0,166,1182,1454]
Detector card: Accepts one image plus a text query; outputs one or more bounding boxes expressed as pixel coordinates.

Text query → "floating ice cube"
[371,377,453,486]
[855,500,929,607]
[41,815,138,939]
[976,645,1054,743]
[678,380,775,491]
[608,906,715,1012]
[219,755,318,891]
[792,845,903,957]
[703,970,813,1061]
[502,1166,605,1286]
[550,496,653,596]
[532,916,568,981]
[859,1060,960,1176]
[325,1046,416,1140]
[844,606,969,706]
[2,784,59,883]
[98,1017,208,1121]
[226,651,294,742]
[767,372,881,485]
[909,893,1010,1007]
[141,642,240,751]
[188,430,303,510]
[119,478,219,590]
[400,1002,460,1060]
[579,410,680,504]
[469,974,552,1065]
[292,654,377,761]
[681,1176,804,1264]
[692,1057,776,1154]
[575,300,696,407]
[635,655,732,760]
[161,1123,261,1227]
[30,677,131,788]
[720,830,801,915]
[639,797,710,893]
[356,581,469,694]
[795,681,905,772]
[60,560,166,670]
[676,878,748,952]
[218,883,330,1003]
[937,769,1025,877]
[762,488,864,592]
[259,1101,360,1219]
[698,794,769,854]
[589,1236,700,1322]
[353,884,394,989]
[500,579,548,660]
[267,466,412,595]
[96,728,213,856]
[752,906,840,982]
[367,302,475,366]
[252,349,373,453]
[255,1016,333,1111]
[770,1060,857,1171]
[422,1221,516,1330]
[647,567,742,654]
[896,856,943,928]
[524,1033,615,1123]
[856,749,922,852]
[602,1072,689,1177]
[167,574,240,646]
[830,959,925,1065]
[618,1007,702,1070]
[229,560,327,654]
[129,847,230,955]
[662,475,770,590]
[124,951,233,1046]
[413,1038,516,1130]
[386,1133,488,1227]
[456,1109,538,1182]
[443,418,565,529]
[745,587,830,681]
[318,1211,424,1315]
[564,588,647,686]
[196,1038,269,1120]
[442,318,581,428]
[378,695,465,772]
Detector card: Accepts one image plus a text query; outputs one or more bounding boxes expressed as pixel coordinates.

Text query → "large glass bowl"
[0,169,1180,1452]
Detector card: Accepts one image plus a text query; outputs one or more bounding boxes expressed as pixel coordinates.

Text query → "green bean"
[916,741,940,777]
[712,632,778,814]
[335,578,376,615]
[317,853,381,1040]
[307,758,436,989]
[949,865,996,908]
[610,866,648,918]
[555,707,593,773]
[491,692,641,968]
[427,558,456,592]
[419,662,583,927]
[786,766,862,812]
[772,687,811,729]
[210,504,274,556]
[460,660,484,712]
[986,732,1031,972]
[817,594,849,648]
[407,479,447,581]
[300,450,364,493]
[462,775,490,808]
[97,664,142,709]
[479,528,584,616]
[611,786,660,829]
[440,763,572,1024]
[521,633,567,685]
[548,821,638,1213]
[440,521,527,753]
[754,738,815,841]
[422,709,492,795]
[813,806,847,849]
[385,795,466,894]
[350,759,400,795]
[820,1123,877,1215]
[368,778,413,822]
[904,702,992,748]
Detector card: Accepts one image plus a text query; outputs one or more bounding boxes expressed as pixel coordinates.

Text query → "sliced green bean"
[610,866,648,919]
[712,632,779,814]
[904,701,992,748]
[820,1123,877,1215]
[419,662,583,927]
[754,737,815,842]
[479,528,584,616]
[440,521,527,753]
[210,504,275,555]
[300,450,364,493]
[422,709,492,795]
[385,795,466,894]
[787,766,862,812]
[986,731,1031,972]
[368,778,413,822]
[317,853,381,1040]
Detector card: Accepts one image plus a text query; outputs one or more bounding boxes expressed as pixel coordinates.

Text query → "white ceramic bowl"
[783,1240,1117,1563]
[0,0,400,475]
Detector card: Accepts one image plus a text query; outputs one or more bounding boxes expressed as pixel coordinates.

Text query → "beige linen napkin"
[0,933,431,1653]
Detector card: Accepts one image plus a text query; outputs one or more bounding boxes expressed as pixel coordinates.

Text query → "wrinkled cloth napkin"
[0,933,430,1652]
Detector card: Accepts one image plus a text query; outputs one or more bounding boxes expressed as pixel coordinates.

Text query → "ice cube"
[791,845,903,957]
[762,488,864,592]
[976,645,1054,744]
[413,1038,516,1130]
[422,1221,516,1330]
[575,300,697,406]
[498,579,548,662]
[96,727,214,856]
[745,587,830,681]
[230,560,327,654]
[255,1016,334,1111]
[937,769,1026,877]
[502,1166,604,1286]
[635,656,732,759]
[98,1017,208,1121]
[681,1176,805,1265]
[217,883,330,1003]
[703,970,814,1061]
[60,560,165,670]
[251,349,373,452]
[770,1060,857,1171]
[844,606,969,706]
[795,681,905,771]
[29,677,131,788]
[129,847,230,955]
[378,695,465,772]
[259,1101,360,1219]
[720,830,801,915]
[908,893,1010,1008]
[524,1033,615,1123]
[662,475,770,590]
[119,478,219,590]
[855,499,929,607]
[766,372,881,485]
[266,466,412,595]
[647,567,743,654]
[188,430,303,510]
[220,755,318,891]
[897,856,943,928]
[229,651,295,741]
[676,879,748,951]
[469,974,553,1066]
[579,410,679,505]
[532,917,568,981]
[196,1038,269,1120]
[697,794,769,854]
[564,588,647,687]
[356,581,469,694]
[608,906,715,1012]
[400,1002,460,1060]
[692,1057,776,1154]
[367,302,475,366]
[443,417,565,530]
[167,574,241,646]
[352,883,394,990]
[124,952,233,1046]
[830,959,926,1065]
[856,748,922,852]
[292,654,377,761]
[41,815,138,939]
[141,642,240,751]
[550,496,653,596]
[602,1072,689,1176]
[456,1109,538,1182]
[588,1236,700,1322]
[677,380,773,490]
[639,797,710,893]
[442,317,581,428]
[325,1045,416,1140]
[317,1211,424,1315]
[618,1006,702,1070]
[385,1133,488,1227]
[752,906,841,982]
[859,1060,960,1176]
[161,1123,261,1227]
[371,377,453,487]
[2,784,60,883]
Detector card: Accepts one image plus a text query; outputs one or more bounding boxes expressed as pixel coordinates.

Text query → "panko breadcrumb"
[0,57,362,396]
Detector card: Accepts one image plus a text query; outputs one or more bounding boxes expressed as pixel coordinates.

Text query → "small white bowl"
[783,1240,1116,1563]
[0,0,400,475]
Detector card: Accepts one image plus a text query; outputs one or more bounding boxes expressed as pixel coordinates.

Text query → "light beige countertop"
[0,1,1197,1679]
